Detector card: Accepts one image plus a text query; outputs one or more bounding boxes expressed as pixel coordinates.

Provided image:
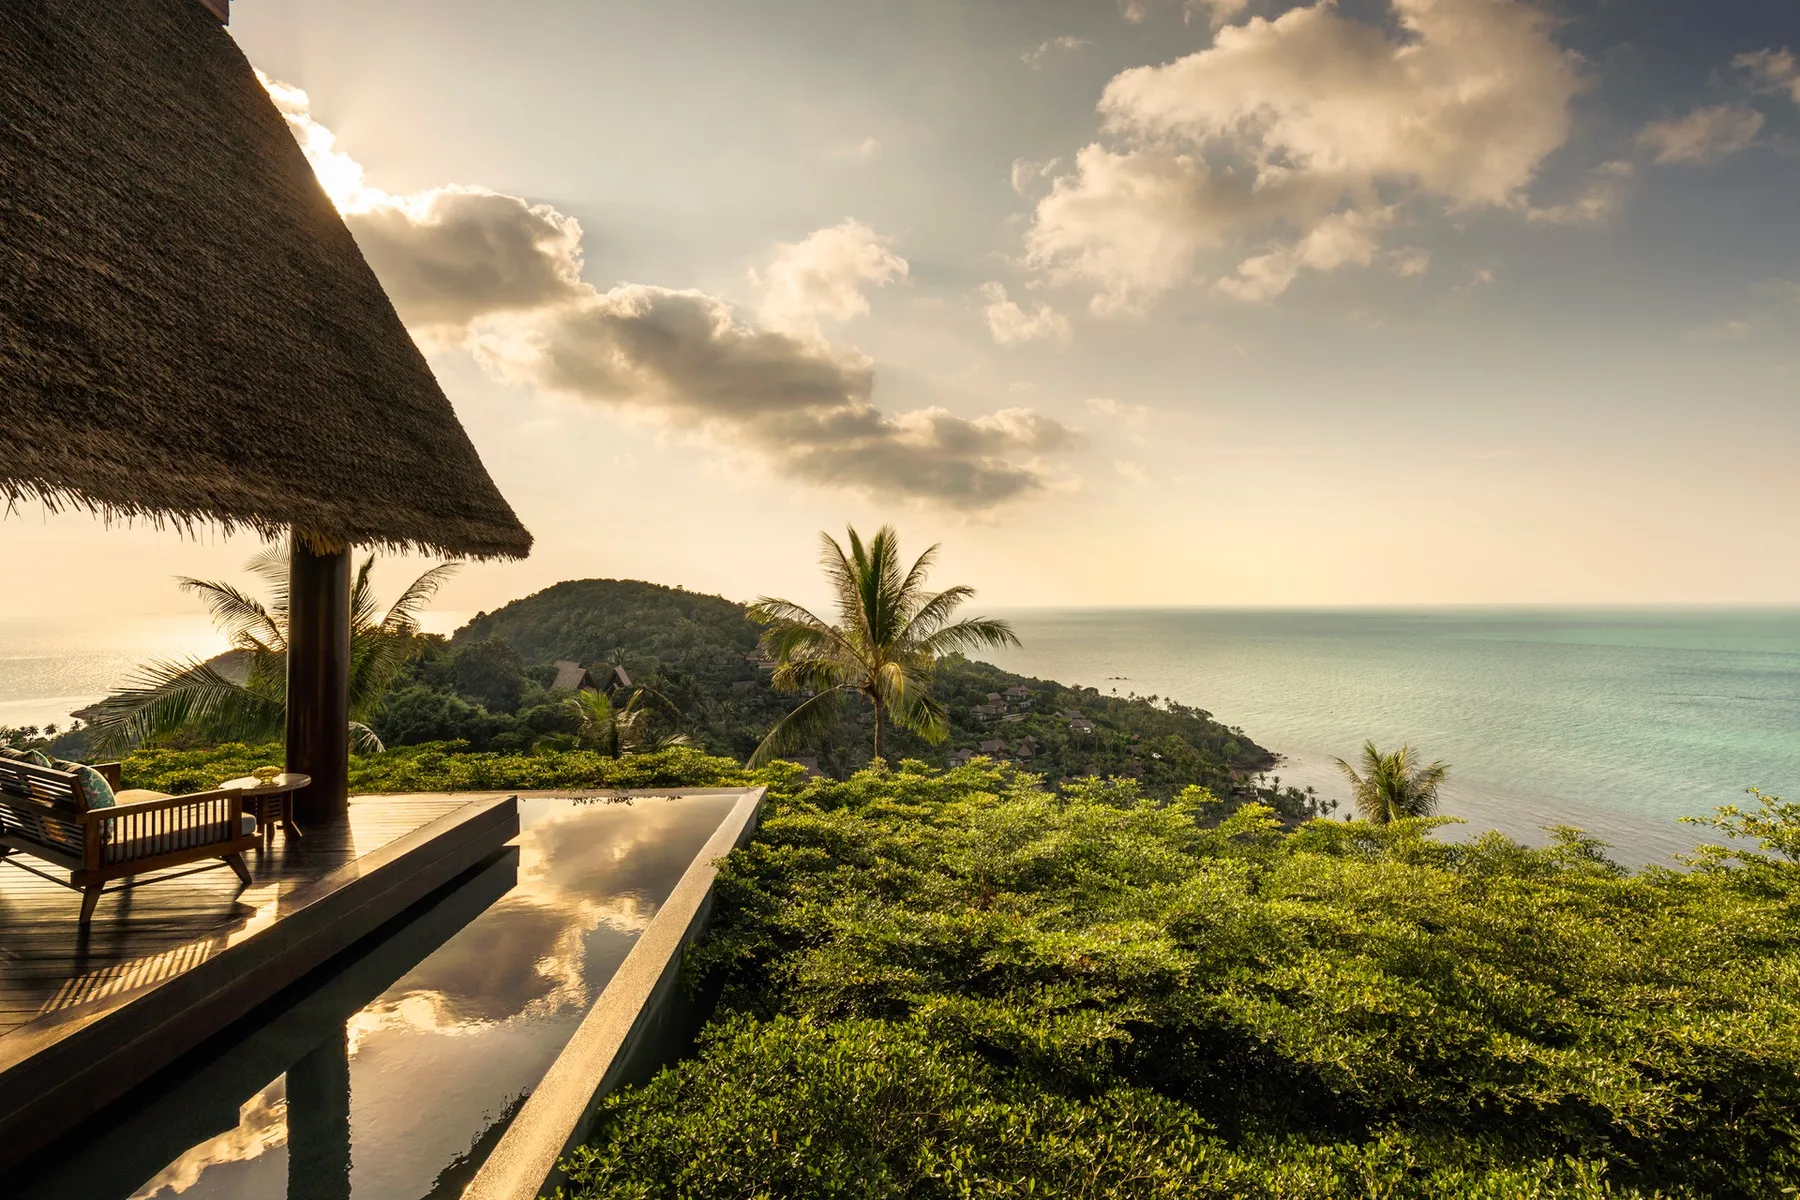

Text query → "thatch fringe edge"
[0,477,530,562]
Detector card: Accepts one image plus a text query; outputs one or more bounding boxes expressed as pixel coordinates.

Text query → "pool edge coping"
[463,785,767,1200]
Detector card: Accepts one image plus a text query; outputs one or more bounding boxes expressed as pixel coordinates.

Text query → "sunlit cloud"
[265,77,1074,509]
[979,282,1072,346]
[1026,0,1584,308]
[1526,160,1635,225]
[1636,106,1764,165]
[1010,157,1061,196]
[129,1080,287,1198]
[1023,37,1091,69]
[1736,46,1800,105]
[753,219,908,336]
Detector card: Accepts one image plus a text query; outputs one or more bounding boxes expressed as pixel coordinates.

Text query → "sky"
[5,0,1800,623]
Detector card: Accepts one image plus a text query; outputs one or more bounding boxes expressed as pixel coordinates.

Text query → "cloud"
[265,76,1069,509]
[1214,207,1393,303]
[1636,106,1764,164]
[1736,46,1800,105]
[1526,159,1634,225]
[753,219,908,336]
[1389,247,1431,277]
[1187,0,1252,27]
[1010,157,1061,195]
[979,283,1073,346]
[1023,36,1091,69]
[345,188,588,331]
[1025,0,1583,307]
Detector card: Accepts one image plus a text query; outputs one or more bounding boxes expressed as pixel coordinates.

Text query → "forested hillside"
[371,578,1312,811]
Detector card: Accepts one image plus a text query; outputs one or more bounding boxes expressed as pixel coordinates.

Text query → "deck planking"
[0,794,477,1037]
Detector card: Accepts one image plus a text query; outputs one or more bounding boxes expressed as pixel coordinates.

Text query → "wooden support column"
[286,534,351,825]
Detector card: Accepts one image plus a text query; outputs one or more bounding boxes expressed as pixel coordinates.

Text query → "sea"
[985,608,1800,867]
[5,608,1797,867]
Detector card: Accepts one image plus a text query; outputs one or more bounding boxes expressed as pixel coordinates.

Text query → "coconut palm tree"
[747,525,1019,767]
[88,542,457,753]
[1333,741,1450,823]
[566,687,691,757]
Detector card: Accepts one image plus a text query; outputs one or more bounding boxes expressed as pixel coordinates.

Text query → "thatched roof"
[551,661,596,693]
[0,0,532,560]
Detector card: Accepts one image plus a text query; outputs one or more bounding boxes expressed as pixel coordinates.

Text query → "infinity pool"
[14,792,742,1200]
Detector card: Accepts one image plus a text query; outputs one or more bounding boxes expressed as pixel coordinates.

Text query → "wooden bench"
[0,758,258,925]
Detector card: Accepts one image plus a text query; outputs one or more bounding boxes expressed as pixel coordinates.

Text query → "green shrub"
[119,741,799,795]
[563,763,1800,1198]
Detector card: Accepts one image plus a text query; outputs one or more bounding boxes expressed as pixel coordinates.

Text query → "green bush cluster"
[119,741,796,796]
[564,764,1800,1198]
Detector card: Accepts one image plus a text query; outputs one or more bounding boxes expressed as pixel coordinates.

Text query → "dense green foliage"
[374,580,792,759]
[118,741,788,796]
[460,578,761,668]
[564,765,1800,1199]
[371,578,1294,808]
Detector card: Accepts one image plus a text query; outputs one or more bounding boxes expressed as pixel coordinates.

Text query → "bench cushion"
[72,764,116,810]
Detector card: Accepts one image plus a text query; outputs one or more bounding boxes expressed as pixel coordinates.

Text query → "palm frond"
[749,598,857,664]
[898,585,974,643]
[245,540,291,620]
[867,658,915,712]
[349,555,381,634]
[383,562,461,634]
[749,686,853,767]
[817,530,863,633]
[771,656,854,696]
[87,658,284,752]
[916,616,1020,658]
[349,721,386,754]
[891,690,950,744]
[897,542,941,612]
[179,578,284,650]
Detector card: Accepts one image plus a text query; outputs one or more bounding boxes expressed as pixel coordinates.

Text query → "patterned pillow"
[72,765,117,810]
[20,749,52,768]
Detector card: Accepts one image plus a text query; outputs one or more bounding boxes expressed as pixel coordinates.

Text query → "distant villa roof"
[0,0,532,560]
[551,661,595,693]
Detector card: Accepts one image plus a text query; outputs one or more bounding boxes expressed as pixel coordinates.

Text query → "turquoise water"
[986,609,1800,866]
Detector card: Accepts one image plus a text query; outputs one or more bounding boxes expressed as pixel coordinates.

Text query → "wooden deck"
[0,793,520,1174]
[0,795,469,1035]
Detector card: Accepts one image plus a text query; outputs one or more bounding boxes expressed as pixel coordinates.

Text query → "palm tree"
[566,687,691,757]
[88,542,457,753]
[747,525,1019,767]
[1333,741,1450,823]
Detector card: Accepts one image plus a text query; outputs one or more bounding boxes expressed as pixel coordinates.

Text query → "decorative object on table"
[251,766,282,784]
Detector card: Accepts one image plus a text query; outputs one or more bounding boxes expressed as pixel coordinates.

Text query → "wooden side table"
[220,773,310,844]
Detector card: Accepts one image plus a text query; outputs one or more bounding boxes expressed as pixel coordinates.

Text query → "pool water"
[16,792,743,1200]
